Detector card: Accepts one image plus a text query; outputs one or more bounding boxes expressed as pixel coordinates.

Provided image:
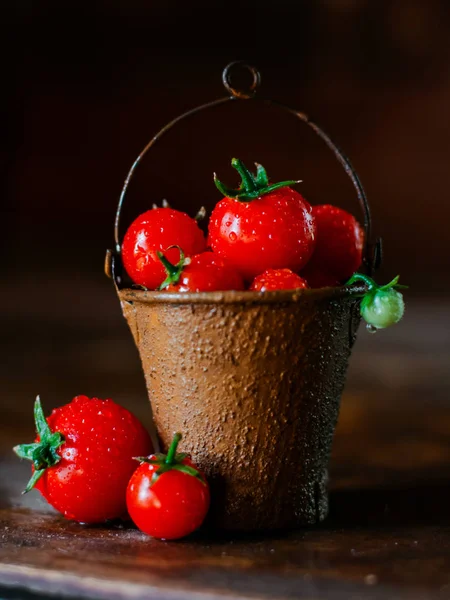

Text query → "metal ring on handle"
[114,62,379,272]
[222,60,261,99]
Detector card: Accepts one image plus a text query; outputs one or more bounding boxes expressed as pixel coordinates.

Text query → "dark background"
[2,0,450,437]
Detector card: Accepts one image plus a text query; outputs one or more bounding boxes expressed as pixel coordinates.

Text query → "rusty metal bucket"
[106,62,381,531]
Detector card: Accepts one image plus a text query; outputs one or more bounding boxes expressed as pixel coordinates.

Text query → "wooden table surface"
[1,292,450,600]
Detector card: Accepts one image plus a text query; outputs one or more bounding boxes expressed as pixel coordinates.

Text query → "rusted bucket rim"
[118,284,366,305]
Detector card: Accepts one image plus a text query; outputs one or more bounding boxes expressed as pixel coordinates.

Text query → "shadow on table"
[202,480,450,542]
[327,482,450,529]
[191,480,450,543]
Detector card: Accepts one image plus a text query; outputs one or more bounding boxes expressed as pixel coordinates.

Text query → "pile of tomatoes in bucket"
[122,158,365,293]
[122,157,405,330]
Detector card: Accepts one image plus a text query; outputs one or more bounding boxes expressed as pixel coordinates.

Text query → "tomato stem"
[166,432,182,465]
[346,272,376,291]
[135,432,206,487]
[195,206,207,221]
[231,158,257,193]
[13,396,65,494]
[157,246,187,291]
[346,272,408,293]
[158,253,179,279]
[214,158,301,202]
[255,162,269,186]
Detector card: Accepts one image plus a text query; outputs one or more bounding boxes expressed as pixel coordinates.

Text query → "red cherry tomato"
[14,396,152,524]
[302,205,364,284]
[162,252,245,292]
[250,268,309,292]
[208,159,316,281]
[126,433,210,540]
[122,208,206,289]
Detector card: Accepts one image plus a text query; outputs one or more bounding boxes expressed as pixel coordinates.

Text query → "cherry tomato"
[362,288,405,329]
[208,159,316,281]
[122,208,206,289]
[250,268,309,292]
[302,204,364,284]
[159,251,245,292]
[14,396,153,524]
[347,273,406,330]
[127,433,210,540]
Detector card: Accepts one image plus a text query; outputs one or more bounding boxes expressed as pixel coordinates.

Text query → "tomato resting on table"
[127,433,210,540]
[208,158,316,281]
[158,249,245,292]
[301,204,364,285]
[250,268,309,292]
[14,396,152,524]
[122,207,206,289]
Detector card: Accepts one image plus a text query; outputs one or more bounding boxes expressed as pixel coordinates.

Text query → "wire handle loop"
[222,61,261,99]
[114,62,378,273]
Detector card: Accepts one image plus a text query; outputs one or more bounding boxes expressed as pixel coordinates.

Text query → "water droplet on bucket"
[366,323,378,334]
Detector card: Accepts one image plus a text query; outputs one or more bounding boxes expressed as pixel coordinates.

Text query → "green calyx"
[346,273,407,293]
[134,432,205,486]
[214,158,301,202]
[346,273,407,330]
[13,396,65,493]
[157,246,189,291]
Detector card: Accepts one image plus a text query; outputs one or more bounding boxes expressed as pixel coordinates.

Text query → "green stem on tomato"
[134,432,206,487]
[231,158,257,194]
[346,272,377,291]
[346,272,408,293]
[255,162,269,187]
[165,432,182,465]
[214,158,301,202]
[158,254,179,279]
[13,396,65,494]
[157,246,187,291]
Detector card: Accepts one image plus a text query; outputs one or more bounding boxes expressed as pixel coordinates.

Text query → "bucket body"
[119,287,360,531]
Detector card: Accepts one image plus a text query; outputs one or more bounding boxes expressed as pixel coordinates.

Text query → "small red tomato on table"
[158,249,245,292]
[250,268,309,292]
[122,207,206,289]
[208,158,316,281]
[127,433,210,540]
[14,396,152,524]
[301,204,364,287]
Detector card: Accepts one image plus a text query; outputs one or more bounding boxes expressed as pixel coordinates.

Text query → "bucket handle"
[112,61,382,275]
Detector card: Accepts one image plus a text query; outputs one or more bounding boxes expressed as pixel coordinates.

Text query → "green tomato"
[360,288,405,329]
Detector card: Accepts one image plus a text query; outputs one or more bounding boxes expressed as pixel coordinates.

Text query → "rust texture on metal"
[119,287,360,531]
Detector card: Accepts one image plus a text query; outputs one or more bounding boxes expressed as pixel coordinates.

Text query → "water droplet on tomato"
[229,232,237,242]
